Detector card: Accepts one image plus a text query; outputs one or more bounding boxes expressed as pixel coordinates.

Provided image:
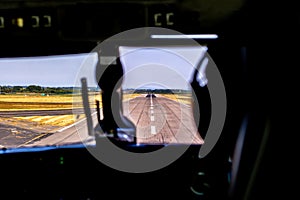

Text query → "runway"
[123,95,204,145]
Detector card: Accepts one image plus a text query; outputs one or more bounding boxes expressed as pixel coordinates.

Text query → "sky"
[119,46,207,90]
[0,53,98,87]
[0,46,207,90]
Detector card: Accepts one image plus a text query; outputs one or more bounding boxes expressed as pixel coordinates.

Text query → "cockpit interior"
[0,0,298,199]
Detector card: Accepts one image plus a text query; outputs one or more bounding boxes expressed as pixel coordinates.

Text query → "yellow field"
[161,93,192,105]
[13,115,82,127]
[0,93,101,127]
[122,93,143,101]
[0,93,101,111]
[0,94,74,103]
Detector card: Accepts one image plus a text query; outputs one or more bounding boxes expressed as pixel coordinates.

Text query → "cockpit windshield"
[0,53,98,149]
[0,44,209,149]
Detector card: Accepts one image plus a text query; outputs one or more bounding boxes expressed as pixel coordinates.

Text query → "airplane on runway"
[145,91,156,98]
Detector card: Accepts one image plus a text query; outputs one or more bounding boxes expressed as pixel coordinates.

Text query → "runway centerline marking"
[151,126,156,134]
[149,96,156,134]
[150,96,153,106]
[151,115,155,121]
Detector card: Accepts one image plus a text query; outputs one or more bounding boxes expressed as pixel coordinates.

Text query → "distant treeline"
[0,85,74,94]
[124,89,191,94]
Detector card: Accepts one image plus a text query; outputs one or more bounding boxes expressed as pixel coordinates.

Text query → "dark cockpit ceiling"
[0,0,248,56]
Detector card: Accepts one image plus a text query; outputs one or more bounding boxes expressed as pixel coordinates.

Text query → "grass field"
[0,93,101,111]
[160,93,192,105]
[122,93,143,101]
[0,93,101,127]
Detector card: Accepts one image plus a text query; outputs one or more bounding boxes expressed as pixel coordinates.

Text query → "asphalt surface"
[124,95,204,144]
[0,122,54,148]
[0,108,90,148]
